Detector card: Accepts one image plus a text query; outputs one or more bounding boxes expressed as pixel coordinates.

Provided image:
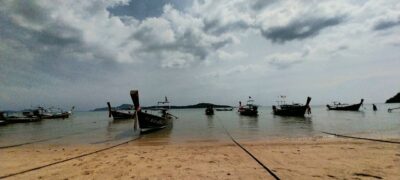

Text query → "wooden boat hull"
[110,110,134,120]
[130,90,174,132]
[273,97,311,117]
[137,111,171,132]
[327,99,363,111]
[239,108,258,116]
[40,113,69,119]
[388,107,400,112]
[238,98,258,116]
[1,111,41,124]
[273,106,308,117]
[107,102,134,120]
[205,108,214,115]
[4,117,41,123]
[215,108,233,111]
[0,120,7,126]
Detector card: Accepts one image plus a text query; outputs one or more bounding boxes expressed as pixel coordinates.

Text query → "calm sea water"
[0,103,399,146]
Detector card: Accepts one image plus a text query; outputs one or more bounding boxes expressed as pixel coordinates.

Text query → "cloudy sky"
[0,0,399,110]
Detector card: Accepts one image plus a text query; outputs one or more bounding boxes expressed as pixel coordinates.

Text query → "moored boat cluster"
[106,89,399,134]
[0,106,74,126]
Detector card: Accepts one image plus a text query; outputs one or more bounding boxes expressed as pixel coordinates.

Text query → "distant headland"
[92,103,232,111]
[386,92,400,103]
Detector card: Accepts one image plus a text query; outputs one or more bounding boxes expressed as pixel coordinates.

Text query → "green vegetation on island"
[386,92,400,103]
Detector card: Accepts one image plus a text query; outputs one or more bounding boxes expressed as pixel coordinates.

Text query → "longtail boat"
[273,96,312,117]
[388,107,400,112]
[238,96,258,116]
[0,120,6,126]
[326,99,363,111]
[215,108,233,111]
[130,90,174,132]
[205,106,214,115]
[1,111,41,124]
[107,102,134,120]
[25,107,72,119]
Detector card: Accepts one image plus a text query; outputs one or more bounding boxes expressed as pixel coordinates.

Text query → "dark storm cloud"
[0,1,116,85]
[267,50,309,70]
[0,1,82,48]
[203,18,252,35]
[373,17,400,31]
[261,16,345,43]
[251,0,278,11]
[108,0,192,20]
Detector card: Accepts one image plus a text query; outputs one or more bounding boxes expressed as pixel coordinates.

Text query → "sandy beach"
[1,136,399,179]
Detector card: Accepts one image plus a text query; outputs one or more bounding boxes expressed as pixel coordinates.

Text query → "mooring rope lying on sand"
[0,136,64,149]
[320,131,400,144]
[215,115,280,180]
[0,126,106,149]
[0,136,141,179]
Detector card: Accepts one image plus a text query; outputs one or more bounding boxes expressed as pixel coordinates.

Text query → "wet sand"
[0,137,399,179]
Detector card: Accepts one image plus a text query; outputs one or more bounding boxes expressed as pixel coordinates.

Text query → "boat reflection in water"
[238,115,259,130]
[205,106,214,116]
[272,115,314,137]
[207,115,215,128]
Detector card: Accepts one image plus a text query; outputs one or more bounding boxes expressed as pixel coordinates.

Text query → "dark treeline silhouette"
[386,92,400,103]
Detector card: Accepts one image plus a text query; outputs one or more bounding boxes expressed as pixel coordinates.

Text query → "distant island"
[386,92,400,103]
[92,103,232,111]
[93,104,133,111]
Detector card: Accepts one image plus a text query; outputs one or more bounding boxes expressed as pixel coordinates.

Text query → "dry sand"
[0,137,399,179]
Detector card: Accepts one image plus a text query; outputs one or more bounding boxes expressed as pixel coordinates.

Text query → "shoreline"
[1,136,399,179]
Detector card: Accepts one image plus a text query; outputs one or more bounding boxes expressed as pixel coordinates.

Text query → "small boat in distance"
[205,106,214,115]
[131,90,174,132]
[388,107,400,112]
[35,107,71,119]
[107,102,134,120]
[327,99,364,111]
[238,96,258,116]
[372,104,377,111]
[273,96,312,117]
[215,108,234,111]
[22,107,72,119]
[67,106,75,115]
[0,111,41,124]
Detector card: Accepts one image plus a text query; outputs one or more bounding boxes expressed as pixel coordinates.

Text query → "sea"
[0,103,399,147]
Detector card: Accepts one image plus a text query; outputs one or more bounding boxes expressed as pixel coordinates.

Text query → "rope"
[215,115,280,180]
[0,136,141,179]
[320,131,400,144]
[0,119,105,136]
[0,136,64,149]
[0,126,105,149]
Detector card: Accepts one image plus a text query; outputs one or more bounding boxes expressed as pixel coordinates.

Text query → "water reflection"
[238,115,259,130]
[107,119,135,140]
[139,122,173,142]
[207,115,215,128]
[1,105,399,145]
[271,115,315,137]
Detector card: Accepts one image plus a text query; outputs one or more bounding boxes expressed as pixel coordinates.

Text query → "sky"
[0,0,399,110]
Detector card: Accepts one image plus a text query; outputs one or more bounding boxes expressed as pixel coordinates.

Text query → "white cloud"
[266,48,310,69]
[217,50,248,60]
[1,0,400,109]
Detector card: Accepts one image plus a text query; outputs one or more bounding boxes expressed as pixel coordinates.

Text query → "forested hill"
[386,92,400,103]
